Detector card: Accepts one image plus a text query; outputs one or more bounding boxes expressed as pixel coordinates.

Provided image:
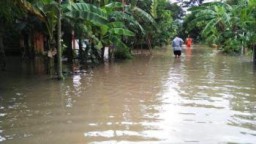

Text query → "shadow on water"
[1,45,256,143]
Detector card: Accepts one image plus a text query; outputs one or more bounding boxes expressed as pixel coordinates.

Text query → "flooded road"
[0,45,256,143]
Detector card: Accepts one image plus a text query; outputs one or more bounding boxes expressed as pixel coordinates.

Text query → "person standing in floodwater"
[172,36,184,58]
[185,35,193,48]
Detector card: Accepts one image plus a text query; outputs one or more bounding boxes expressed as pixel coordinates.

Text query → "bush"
[114,47,133,59]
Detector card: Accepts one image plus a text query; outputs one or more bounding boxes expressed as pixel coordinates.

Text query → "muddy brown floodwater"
[0,45,256,144]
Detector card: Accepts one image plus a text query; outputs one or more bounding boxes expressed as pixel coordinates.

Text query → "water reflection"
[185,47,192,61]
[0,45,256,143]
[156,47,256,143]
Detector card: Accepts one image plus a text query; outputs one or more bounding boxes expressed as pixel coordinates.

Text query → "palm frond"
[131,6,155,24]
[109,11,145,34]
[108,28,134,36]
[151,0,158,18]
[62,2,108,25]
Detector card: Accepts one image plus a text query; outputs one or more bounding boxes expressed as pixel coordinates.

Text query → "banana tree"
[57,0,63,79]
[62,1,108,63]
[63,1,142,60]
[99,2,140,59]
[242,0,256,61]
[124,0,162,50]
[32,0,62,77]
[188,1,256,54]
[32,0,109,75]
[107,1,156,52]
[99,21,135,60]
[187,2,238,52]
[88,2,137,60]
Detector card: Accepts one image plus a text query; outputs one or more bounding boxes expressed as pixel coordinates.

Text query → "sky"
[169,0,219,5]
[169,0,220,12]
[169,0,220,16]
[169,0,217,2]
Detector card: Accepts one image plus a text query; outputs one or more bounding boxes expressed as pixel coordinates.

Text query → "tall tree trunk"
[146,34,152,54]
[57,0,63,79]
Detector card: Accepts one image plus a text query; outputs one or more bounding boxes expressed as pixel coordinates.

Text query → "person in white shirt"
[172,36,184,58]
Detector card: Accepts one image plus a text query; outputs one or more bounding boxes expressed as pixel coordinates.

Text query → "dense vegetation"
[0,0,256,78]
[183,0,256,54]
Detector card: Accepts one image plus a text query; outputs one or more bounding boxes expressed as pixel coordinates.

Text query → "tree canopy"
[183,0,256,54]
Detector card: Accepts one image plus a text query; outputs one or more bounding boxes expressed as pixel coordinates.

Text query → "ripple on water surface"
[0,46,256,143]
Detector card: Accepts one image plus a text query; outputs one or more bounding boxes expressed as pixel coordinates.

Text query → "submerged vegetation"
[0,0,256,77]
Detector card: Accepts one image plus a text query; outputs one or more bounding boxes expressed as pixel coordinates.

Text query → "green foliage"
[108,28,134,37]
[128,0,177,47]
[1,0,177,61]
[165,2,183,20]
[130,6,156,26]
[220,38,240,54]
[108,11,145,34]
[0,1,19,23]
[184,0,256,54]
[151,0,158,18]
[151,0,177,46]
[114,47,132,59]
[33,0,59,40]
[62,2,108,25]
